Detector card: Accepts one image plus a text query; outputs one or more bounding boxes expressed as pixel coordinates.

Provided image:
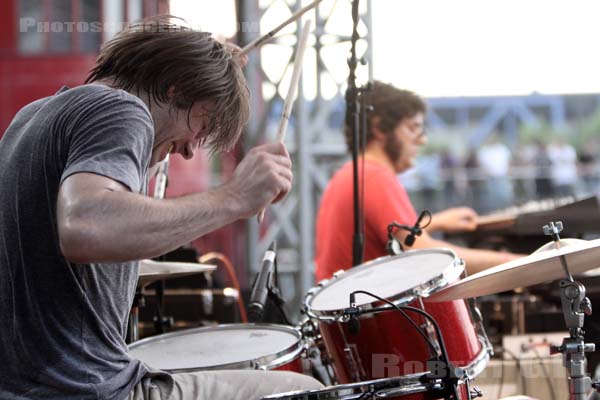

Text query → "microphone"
[347,293,361,335]
[404,210,429,247]
[153,155,170,199]
[248,241,277,322]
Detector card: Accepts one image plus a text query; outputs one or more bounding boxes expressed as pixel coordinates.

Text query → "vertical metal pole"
[237,0,261,283]
[296,27,313,310]
[366,0,374,82]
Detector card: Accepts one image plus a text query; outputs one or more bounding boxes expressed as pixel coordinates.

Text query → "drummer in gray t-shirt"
[0,16,321,400]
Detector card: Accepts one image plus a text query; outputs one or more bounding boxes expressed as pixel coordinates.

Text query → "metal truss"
[237,0,372,315]
[427,95,567,148]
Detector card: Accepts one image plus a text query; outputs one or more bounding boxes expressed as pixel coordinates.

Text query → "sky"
[170,0,600,98]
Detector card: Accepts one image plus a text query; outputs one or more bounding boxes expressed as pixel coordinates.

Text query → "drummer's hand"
[223,42,249,67]
[429,207,478,233]
[223,142,292,218]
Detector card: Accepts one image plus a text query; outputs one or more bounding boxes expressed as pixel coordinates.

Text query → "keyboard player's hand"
[428,207,478,233]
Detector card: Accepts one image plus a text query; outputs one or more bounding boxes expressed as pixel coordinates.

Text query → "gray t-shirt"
[0,85,154,399]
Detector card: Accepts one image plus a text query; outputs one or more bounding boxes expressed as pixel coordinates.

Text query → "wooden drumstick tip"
[240,0,322,55]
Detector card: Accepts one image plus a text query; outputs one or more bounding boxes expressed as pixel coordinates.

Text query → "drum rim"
[128,323,305,372]
[260,372,444,399]
[305,248,464,321]
[461,337,491,380]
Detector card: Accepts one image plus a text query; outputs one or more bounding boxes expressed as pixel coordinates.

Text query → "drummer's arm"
[395,230,523,275]
[57,173,247,263]
[57,144,291,264]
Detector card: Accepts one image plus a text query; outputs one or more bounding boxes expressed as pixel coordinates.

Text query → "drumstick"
[257,20,312,224]
[241,0,321,55]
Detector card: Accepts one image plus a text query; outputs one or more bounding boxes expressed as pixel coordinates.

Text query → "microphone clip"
[343,304,361,319]
[386,210,432,252]
[343,293,360,318]
[344,293,362,335]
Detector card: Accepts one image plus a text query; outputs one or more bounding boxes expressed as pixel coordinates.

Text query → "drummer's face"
[150,101,214,166]
[385,112,426,173]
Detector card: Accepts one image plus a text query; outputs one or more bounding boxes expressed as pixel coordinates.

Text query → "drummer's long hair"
[86,15,250,153]
[345,81,426,152]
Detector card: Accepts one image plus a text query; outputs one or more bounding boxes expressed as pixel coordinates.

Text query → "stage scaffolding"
[236,0,373,316]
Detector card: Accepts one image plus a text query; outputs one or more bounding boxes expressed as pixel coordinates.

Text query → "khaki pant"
[129,369,323,400]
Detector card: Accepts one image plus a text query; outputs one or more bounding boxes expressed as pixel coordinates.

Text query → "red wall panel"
[0,0,16,53]
[0,55,96,135]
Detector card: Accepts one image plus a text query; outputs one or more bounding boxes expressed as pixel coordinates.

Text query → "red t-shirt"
[314,159,418,282]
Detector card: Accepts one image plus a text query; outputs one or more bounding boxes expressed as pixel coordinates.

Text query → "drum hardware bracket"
[332,312,366,382]
[549,279,596,400]
[544,221,597,400]
[469,384,483,398]
[343,343,366,382]
[544,221,574,281]
[418,297,442,357]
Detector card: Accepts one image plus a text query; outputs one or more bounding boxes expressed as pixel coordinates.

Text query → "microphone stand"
[346,0,371,266]
[266,255,292,326]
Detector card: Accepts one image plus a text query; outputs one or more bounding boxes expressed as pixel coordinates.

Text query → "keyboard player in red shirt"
[315,81,522,282]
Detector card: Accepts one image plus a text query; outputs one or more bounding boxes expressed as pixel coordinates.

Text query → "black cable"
[349,290,439,357]
[500,346,527,394]
[357,390,374,399]
[350,290,451,364]
[531,346,557,400]
[417,210,433,230]
[349,290,460,400]
[496,346,506,399]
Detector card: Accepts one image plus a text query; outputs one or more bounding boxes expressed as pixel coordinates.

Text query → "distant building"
[0,0,169,136]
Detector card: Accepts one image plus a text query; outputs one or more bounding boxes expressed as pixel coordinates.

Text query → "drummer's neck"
[363,145,397,174]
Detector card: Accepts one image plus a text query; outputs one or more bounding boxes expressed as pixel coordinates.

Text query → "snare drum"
[305,249,491,399]
[262,373,444,400]
[128,323,305,373]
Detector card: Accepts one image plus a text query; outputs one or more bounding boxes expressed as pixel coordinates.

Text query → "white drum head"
[129,324,301,372]
[310,249,461,312]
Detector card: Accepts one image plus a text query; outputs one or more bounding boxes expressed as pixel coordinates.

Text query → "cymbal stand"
[543,221,596,400]
[127,289,146,343]
[152,155,172,335]
[128,156,172,343]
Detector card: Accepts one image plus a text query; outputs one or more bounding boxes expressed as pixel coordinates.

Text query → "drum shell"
[317,299,478,399]
[306,250,488,400]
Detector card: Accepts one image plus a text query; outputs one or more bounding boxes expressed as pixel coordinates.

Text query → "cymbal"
[426,238,600,303]
[138,259,216,289]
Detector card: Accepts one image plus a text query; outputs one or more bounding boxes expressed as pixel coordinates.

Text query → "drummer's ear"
[371,116,386,142]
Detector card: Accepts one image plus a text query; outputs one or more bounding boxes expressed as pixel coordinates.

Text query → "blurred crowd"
[402,137,599,214]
